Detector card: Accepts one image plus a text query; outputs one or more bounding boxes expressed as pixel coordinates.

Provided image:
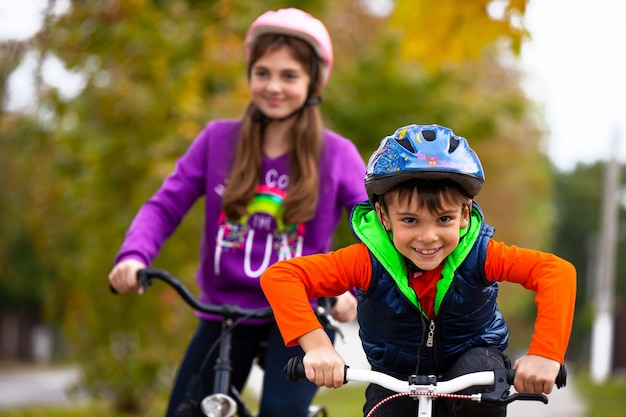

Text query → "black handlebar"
[285,356,334,383]
[112,267,273,319]
[497,364,566,389]
[111,268,344,328]
[486,363,566,405]
[556,363,567,388]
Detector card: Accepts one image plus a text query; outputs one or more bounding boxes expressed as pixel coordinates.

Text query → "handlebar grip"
[284,356,348,384]
[555,364,567,388]
[108,269,152,294]
[285,356,305,382]
[136,268,152,290]
[503,364,567,388]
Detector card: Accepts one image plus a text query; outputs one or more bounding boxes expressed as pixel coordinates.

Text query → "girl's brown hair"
[222,34,324,226]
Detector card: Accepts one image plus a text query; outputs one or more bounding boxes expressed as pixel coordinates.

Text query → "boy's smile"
[378,195,470,271]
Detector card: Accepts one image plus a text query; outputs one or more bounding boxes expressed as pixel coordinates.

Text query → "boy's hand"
[513,354,561,394]
[331,291,358,323]
[108,259,146,294]
[303,346,345,388]
[298,328,346,388]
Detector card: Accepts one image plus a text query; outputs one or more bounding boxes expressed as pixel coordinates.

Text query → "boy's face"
[376,192,470,271]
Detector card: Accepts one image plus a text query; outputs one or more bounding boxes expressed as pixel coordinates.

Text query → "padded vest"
[356,207,508,379]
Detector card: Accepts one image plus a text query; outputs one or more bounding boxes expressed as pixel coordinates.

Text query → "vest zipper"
[426,320,435,347]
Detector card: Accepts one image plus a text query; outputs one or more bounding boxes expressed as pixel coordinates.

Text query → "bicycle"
[134,267,331,417]
[284,356,567,417]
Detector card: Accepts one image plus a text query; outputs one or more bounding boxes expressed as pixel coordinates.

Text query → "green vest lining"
[351,202,482,316]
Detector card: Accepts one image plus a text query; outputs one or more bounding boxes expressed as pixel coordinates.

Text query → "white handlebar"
[284,356,563,408]
[346,368,496,394]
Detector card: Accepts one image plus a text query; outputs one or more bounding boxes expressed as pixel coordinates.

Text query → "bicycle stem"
[213,318,235,395]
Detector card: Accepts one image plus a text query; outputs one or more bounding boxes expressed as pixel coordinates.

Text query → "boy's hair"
[377,179,471,214]
[222,34,324,225]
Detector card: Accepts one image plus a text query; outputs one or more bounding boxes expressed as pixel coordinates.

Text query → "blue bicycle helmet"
[365,124,484,202]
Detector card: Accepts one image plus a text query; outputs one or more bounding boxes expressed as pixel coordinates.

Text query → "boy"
[260,124,576,416]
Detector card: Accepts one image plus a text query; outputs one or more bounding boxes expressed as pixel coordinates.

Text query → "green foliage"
[325,24,554,253]
[0,42,26,107]
[0,398,165,417]
[391,0,530,71]
[0,118,59,312]
[0,0,560,413]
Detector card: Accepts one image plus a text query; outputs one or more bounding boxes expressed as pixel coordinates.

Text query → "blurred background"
[0,0,624,416]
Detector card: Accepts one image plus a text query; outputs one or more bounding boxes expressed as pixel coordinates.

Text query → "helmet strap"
[307,53,319,99]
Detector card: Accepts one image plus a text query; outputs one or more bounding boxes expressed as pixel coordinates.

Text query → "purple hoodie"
[115,119,367,322]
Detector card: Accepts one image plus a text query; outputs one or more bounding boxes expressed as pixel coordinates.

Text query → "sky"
[1,0,625,172]
[521,0,626,171]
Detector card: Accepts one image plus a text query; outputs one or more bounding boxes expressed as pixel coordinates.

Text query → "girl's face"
[249,46,310,120]
[377,193,470,271]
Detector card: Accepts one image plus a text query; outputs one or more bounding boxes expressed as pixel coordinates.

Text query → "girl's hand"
[331,291,358,323]
[108,259,146,295]
[513,354,561,394]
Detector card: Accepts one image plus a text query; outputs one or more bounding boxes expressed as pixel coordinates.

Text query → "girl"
[108,8,367,417]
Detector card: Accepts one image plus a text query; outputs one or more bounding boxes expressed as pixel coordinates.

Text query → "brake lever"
[481,369,548,405]
[315,298,344,342]
[502,392,548,404]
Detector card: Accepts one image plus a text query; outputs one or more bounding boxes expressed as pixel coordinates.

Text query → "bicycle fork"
[200,318,239,417]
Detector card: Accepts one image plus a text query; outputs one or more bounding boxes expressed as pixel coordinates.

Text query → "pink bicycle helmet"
[245,8,334,88]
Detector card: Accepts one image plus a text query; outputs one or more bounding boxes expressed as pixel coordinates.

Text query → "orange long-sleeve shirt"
[260,240,576,363]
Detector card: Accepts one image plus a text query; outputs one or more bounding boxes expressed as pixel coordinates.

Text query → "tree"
[0,40,61,340]
[552,162,626,360]
[390,0,529,71]
[1,0,553,412]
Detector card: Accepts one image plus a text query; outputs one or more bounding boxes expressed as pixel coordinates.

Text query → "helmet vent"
[422,130,436,141]
[396,137,415,152]
[449,137,459,153]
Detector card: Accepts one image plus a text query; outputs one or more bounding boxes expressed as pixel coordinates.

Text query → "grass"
[0,402,125,417]
[310,384,367,416]
[0,383,367,417]
[576,373,626,417]
[239,383,367,417]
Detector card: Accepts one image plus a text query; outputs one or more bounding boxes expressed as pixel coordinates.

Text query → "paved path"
[0,365,82,408]
[0,322,586,416]
[507,376,586,417]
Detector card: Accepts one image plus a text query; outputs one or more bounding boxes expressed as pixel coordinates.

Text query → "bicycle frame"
[285,356,567,417]
[201,315,244,417]
[134,268,329,417]
[137,268,273,417]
